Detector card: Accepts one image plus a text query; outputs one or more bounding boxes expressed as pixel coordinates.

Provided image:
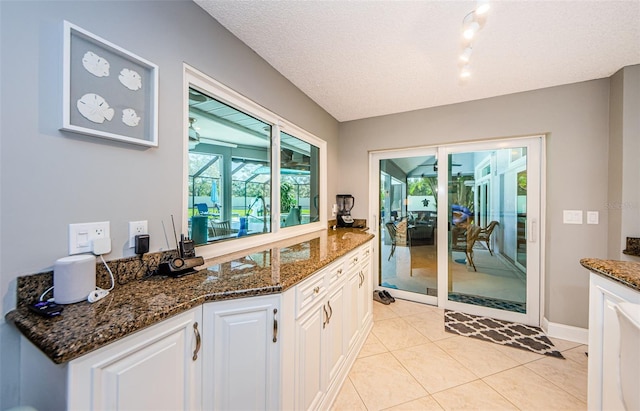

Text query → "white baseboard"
[542,317,589,345]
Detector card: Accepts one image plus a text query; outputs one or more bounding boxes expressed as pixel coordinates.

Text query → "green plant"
[280,182,296,212]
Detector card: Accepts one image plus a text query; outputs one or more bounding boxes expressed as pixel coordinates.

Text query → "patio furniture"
[385,222,397,261]
[451,224,481,271]
[478,221,499,255]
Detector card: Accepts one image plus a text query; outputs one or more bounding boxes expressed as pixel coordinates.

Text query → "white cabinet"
[292,242,373,411]
[202,295,280,411]
[587,272,640,411]
[67,307,203,411]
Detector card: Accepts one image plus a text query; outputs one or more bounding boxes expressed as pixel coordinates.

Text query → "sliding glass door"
[371,137,542,325]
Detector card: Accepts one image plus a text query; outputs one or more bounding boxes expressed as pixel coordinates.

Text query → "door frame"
[369,135,546,326]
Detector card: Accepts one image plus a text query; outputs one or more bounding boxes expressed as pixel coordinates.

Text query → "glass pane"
[379,156,438,296]
[188,87,271,245]
[447,148,527,313]
[280,132,320,228]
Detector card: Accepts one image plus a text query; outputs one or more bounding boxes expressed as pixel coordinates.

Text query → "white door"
[370,136,543,325]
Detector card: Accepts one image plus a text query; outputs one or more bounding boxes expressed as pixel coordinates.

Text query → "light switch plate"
[69,221,110,255]
[587,211,599,224]
[563,210,583,224]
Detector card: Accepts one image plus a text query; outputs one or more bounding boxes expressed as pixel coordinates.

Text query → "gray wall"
[338,79,612,329]
[0,1,338,408]
[608,66,640,260]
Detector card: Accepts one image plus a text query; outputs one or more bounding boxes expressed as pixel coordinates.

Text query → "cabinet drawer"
[296,271,327,317]
[360,244,372,261]
[344,250,361,272]
[326,260,347,288]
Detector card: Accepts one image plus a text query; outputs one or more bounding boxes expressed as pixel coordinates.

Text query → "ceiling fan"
[418,159,462,171]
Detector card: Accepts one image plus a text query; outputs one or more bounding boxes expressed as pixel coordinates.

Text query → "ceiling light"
[463,21,480,40]
[460,65,471,78]
[459,47,473,63]
[475,0,490,15]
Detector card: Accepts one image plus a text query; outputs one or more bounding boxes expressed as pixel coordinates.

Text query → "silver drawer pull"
[192,322,201,361]
[337,268,343,275]
[272,309,278,343]
[313,286,320,294]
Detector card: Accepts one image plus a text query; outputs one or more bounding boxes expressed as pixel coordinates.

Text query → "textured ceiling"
[195,0,640,122]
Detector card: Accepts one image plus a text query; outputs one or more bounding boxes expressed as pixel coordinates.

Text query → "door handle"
[327,300,333,322]
[192,322,201,361]
[529,219,537,243]
[272,308,278,343]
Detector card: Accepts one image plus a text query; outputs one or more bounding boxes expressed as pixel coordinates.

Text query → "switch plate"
[563,210,583,224]
[129,220,148,248]
[69,221,110,255]
[587,211,599,224]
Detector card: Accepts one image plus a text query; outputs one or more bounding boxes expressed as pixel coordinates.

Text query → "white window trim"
[183,64,327,259]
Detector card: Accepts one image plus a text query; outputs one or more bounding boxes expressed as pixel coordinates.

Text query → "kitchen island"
[7,228,374,410]
[581,258,640,411]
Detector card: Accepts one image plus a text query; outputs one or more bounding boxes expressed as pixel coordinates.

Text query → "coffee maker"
[336,194,355,227]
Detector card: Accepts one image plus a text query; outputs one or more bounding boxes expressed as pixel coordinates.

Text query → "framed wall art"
[61,21,159,147]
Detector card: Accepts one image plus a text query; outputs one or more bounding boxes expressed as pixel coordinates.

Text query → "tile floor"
[332,299,588,411]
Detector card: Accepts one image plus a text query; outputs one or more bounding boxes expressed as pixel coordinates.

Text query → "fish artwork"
[119,68,142,91]
[122,108,141,127]
[76,93,115,124]
[82,51,110,77]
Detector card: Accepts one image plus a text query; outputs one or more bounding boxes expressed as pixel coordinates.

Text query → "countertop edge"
[580,258,640,292]
[6,231,374,364]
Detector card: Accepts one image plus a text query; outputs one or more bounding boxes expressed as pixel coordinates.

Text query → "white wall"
[338,79,612,329]
[0,1,338,408]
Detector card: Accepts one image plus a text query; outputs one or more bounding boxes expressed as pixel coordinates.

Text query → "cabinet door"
[326,285,345,383]
[358,258,372,329]
[296,303,326,411]
[203,295,280,411]
[68,308,202,411]
[346,269,361,350]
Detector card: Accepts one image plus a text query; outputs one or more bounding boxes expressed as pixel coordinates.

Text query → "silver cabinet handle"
[327,300,333,322]
[313,286,320,294]
[323,305,329,329]
[337,268,343,276]
[272,308,278,343]
[192,322,201,361]
[359,271,364,287]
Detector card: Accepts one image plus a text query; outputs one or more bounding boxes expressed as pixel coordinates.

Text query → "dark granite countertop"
[6,228,373,364]
[580,258,640,291]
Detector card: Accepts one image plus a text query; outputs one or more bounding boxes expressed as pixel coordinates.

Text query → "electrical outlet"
[69,221,110,255]
[129,220,148,248]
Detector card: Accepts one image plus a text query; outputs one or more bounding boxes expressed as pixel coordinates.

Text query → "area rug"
[448,292,526,314]
[444,310,564,358]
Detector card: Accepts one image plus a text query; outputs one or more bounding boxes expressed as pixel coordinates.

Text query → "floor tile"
[382,395,444,410]
[373,301,400,320]
[525,355,588,402]
[349,352,428,411]
[431,380,518,410]
[435,335,520,377]
[388,298,439,317]
[489,340,546,364]
[358,332,388,358]
[372,317,431,351]
[548,337,582,352]
[392,343,478,394]
[331,378,367,411]
[484,366,587,410]
[563,345,589,368]
[404,311,455,342]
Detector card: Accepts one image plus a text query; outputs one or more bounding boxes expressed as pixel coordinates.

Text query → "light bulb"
[463,21,480,40]
[460,65,471,78]
[476,1,490,15]
[459,47,473,63]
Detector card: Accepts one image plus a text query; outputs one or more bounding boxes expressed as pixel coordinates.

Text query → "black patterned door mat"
[444,310,564,358]
[448,292,526,313]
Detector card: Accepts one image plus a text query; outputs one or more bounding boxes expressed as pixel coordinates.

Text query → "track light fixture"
[458,1,490,79]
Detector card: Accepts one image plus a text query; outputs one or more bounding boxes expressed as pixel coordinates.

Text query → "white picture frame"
[61,21,159,147]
